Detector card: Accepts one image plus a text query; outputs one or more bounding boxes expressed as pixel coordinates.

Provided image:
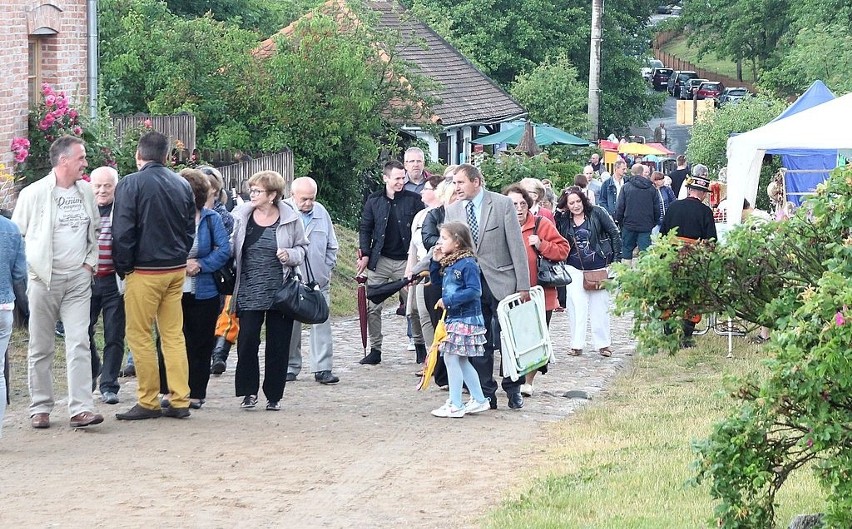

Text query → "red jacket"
[520,214,570,310]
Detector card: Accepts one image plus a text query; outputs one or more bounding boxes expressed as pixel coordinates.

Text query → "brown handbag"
[582,269,609,291]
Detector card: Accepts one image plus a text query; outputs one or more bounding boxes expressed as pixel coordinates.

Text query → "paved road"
[631,93,691,157]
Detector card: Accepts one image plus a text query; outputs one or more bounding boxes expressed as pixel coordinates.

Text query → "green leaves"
[619,165,852,527]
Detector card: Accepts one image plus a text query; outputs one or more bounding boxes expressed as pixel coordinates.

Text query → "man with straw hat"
[660,165,718,347]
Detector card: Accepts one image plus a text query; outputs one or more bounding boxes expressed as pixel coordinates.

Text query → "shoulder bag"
[272,255,329,324]
[205,216,235,295]
[570,220,609,291]
[533,217,572,287]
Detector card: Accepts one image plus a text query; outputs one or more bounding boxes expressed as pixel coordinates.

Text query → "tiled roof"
[366,1,525,127]
[255,0,526,128]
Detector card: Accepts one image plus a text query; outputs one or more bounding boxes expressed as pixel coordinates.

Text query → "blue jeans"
[621,229,652,258]
[0,310,12,438]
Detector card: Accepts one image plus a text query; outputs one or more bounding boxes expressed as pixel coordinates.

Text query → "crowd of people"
[0,133,723,431]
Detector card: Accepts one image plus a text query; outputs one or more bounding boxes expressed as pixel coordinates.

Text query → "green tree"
[164,0,318,35]
[680,0,792,80]
[220,2,434,221]
[407,0,663,137]
[509,55,589,134]
[759,24,852,97]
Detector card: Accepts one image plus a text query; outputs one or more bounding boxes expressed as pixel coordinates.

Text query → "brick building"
[1,1,91,170]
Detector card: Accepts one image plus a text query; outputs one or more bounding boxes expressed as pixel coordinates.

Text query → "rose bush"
[613,165,852,527]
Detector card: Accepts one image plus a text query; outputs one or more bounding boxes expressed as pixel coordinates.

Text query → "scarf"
[439,249,475,272]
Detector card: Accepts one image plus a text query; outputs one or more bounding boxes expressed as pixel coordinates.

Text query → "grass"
[660,35,756,83]
[329,223,360,317]
[484,335,825,528]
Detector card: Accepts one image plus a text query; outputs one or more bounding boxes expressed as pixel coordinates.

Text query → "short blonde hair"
[519,177,546,204]
[248,170,286,203]
[435,179,456,205]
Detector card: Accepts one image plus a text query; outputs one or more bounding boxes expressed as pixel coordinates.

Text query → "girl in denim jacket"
[429,222,490,418]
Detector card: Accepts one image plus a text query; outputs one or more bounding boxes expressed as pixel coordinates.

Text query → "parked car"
[696,81,725,100]
[680,78,708,99]
[641,59,664,81]
[717,87,751,106]
[668,70,697,98]
[651,67,673,90]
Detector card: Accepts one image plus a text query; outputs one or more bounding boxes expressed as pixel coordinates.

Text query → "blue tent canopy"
[767,80,837,206]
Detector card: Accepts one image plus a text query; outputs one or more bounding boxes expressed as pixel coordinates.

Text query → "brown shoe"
[70,411,104,428]
[569,348,583,356]
[599,347,612,357]
[31,413,50,429]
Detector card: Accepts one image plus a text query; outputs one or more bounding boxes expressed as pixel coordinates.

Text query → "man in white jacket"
[12,135,103,429]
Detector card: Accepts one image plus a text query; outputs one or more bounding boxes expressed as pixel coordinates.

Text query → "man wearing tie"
[444,164,530,409]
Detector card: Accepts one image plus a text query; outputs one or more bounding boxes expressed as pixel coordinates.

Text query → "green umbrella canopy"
[472,122,589,146]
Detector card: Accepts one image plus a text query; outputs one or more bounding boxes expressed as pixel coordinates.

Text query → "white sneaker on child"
[520,383,534,397]
[463,398,491,415]
[431,399,466,418]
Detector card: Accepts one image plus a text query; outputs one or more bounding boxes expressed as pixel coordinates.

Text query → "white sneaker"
[464,398,491,415]
[431,400,466,418]
[407,338,416,352]
[520,383,534,397]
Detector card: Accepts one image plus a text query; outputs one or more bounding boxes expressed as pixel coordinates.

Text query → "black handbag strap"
[299,252,317,284]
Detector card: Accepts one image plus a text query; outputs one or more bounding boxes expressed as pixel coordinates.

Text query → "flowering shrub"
[614,165,852,527]
[11,83,117,185]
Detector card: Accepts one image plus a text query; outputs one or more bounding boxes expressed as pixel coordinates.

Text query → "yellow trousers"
[124,270,190,409]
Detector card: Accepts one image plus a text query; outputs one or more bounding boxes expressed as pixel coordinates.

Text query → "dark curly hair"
[557,186,593,214]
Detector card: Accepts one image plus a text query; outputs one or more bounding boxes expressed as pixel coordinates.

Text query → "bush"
[613,165,852,527]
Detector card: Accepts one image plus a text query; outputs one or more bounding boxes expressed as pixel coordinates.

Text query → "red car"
[696,81,725,100]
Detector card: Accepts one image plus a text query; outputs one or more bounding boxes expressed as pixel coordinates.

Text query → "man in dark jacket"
[356,160,424,365]
[615,163,661,263]
[661,172,717,347]
[113,131,196,421]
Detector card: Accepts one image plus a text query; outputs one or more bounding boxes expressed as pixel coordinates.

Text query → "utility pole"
[588,0,604,140]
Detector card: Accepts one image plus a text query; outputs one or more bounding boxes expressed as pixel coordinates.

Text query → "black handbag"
[272,256,329,324]
[212,259,235,295]
[533,217,572,288]
[204,216,235,295]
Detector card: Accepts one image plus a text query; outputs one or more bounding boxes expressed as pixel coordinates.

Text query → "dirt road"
[1,309,633,528]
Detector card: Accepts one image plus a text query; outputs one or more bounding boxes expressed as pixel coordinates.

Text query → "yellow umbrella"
[417,310,447,391]
[617,142,668,156]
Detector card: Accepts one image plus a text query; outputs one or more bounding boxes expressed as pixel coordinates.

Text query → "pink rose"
[14,150,29,163]
[45,94,56,106]
[38,119,50,131]
[42,83,54,96]
[836,311,846,326]
[56,96,68,109]
[144,119,153,128]
[69,109,78,119]
[73,126,83,135]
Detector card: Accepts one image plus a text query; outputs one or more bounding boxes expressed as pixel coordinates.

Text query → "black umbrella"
[366,273,426,305]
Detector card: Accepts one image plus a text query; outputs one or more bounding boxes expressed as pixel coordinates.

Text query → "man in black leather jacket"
[113,131,196,421]
[356,160,424,364]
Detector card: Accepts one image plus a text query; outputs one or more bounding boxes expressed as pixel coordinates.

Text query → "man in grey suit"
[285,177,340,385]
[445,164,530,409]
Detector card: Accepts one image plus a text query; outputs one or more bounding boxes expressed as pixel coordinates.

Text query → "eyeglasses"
[248,188,269,196]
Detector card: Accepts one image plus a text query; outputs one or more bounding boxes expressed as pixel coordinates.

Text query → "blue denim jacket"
[430,255,484,324]
[194,208,232,300]
[0,216,27,304]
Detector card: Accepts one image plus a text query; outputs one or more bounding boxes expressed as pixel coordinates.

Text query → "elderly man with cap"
[660,167,717,347]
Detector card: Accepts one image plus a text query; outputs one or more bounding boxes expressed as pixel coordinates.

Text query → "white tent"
[725,92,852,226]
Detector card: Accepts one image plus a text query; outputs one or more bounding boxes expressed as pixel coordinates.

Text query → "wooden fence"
[111,113,197,152]
[215,150,294,193]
